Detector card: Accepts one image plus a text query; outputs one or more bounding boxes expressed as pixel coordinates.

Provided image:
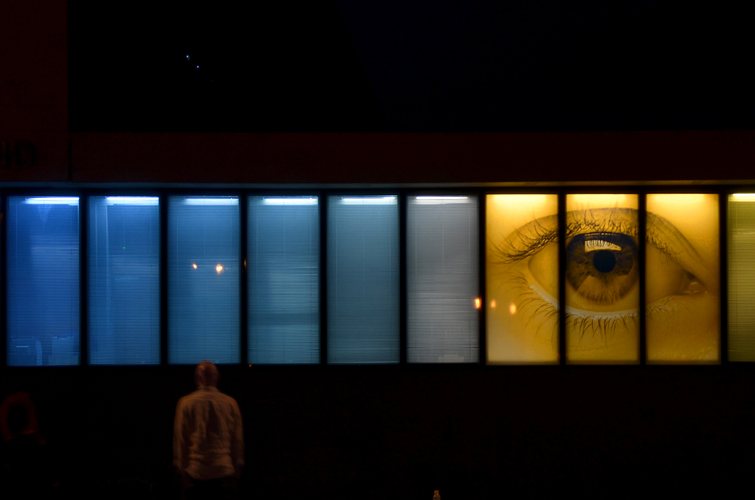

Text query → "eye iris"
[566,232,639,304]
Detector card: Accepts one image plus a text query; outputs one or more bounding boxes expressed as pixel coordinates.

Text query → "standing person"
[174,361,244,499]
[0,392,57,497]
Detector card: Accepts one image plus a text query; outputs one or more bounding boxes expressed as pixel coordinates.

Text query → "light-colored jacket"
[173,386,244,480]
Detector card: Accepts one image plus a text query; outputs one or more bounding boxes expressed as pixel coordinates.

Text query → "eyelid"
[646,212,711,287]
[493,207,707,286]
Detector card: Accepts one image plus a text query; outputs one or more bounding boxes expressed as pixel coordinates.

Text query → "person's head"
[194,361,220,388]
[0,392,39,441]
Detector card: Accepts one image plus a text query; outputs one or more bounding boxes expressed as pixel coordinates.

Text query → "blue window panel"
[168,196,240,364]
[327,196,399,364]
[407,196,479,363]
[248,197,320,364]
[88,196,160,365]
[7,197,80,366]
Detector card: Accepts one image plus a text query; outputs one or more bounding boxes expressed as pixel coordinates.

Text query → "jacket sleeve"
[231,400,245,477]
[173,399,188,470]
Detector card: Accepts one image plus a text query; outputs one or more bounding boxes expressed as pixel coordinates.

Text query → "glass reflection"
[646,194,720,363]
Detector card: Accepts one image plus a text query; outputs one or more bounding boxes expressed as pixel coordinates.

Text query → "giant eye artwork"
[487,193,720,364]
[645,194,720,363]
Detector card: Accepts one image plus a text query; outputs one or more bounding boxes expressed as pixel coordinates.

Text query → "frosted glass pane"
[728,194,755,361]
[248,196,319,364]
[168,196,240,364]
[565,194,639,364]
[7,197,80,366]
[646,194,720,363]
[327,196,399,364]
[407,196,479,363]
[486,194,559,364]
[88,196,160,365]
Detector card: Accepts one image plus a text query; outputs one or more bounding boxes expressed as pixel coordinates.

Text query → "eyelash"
[492,209,639,264]
[506,269,639,343]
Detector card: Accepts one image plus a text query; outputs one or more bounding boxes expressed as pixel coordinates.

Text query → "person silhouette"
[174,361,244,499]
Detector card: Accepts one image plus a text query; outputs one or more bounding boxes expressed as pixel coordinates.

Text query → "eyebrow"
[490,208,709,285]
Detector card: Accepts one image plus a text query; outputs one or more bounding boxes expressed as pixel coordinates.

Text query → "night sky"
[68,2,755,132]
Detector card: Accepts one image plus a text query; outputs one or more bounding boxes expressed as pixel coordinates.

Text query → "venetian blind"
[88,196,160,365]
[168,196,240,364]
[407,196,479,363]
[248,196,320,364]
[327,196,399,364]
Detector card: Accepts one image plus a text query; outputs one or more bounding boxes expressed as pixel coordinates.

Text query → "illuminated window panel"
[248,196,320,364]
[7,196,80,366]
[565,194,639,364]
[168,196,240,364]
[646,194,720,364]
[88,196,160,365]
[327,195,399,364]
[486,194,559,364]
[407,196,479,363]
[728,193,755,361]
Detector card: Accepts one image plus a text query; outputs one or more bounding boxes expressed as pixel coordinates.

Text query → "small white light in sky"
[196,65,199,69]
[185,55,190,61]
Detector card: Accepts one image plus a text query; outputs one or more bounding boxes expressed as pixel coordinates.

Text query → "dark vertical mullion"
[638,192,647,365]
[478,191,487,365]
[240,192,248,366]
[319,192,328,365]
[558,192,567,364]
[399,192,407,365]
[160,191,169,366]
[79,194,88,366]
[0,195,7,369]
[720,191,728,364]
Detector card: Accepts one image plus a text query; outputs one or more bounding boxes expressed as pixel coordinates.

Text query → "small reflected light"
[490,300,497,309]
[24,197,79,205]
[509,303,517,315]
[415,196,470,205]
[341,196,396,205]
[732,193,755,201]
[474,298,481,309]
[216,264,224,274]
[192,263,198,269]
[184,198,238,206]
[263,197,318,205]
[106,196,159,206]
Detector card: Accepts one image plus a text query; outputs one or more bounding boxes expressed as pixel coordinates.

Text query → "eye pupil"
[592,250,617,273]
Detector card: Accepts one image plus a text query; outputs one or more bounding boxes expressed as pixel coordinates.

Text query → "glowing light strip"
[106,197,159,206]
[24,197,79,205]
[183,198,238,206]
[731,193,755,201]
[340,196,397,205]
[414,196,470,205]
[262,197,318,205]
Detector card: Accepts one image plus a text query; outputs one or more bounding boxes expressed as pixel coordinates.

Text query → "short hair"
[194,361,220,387]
